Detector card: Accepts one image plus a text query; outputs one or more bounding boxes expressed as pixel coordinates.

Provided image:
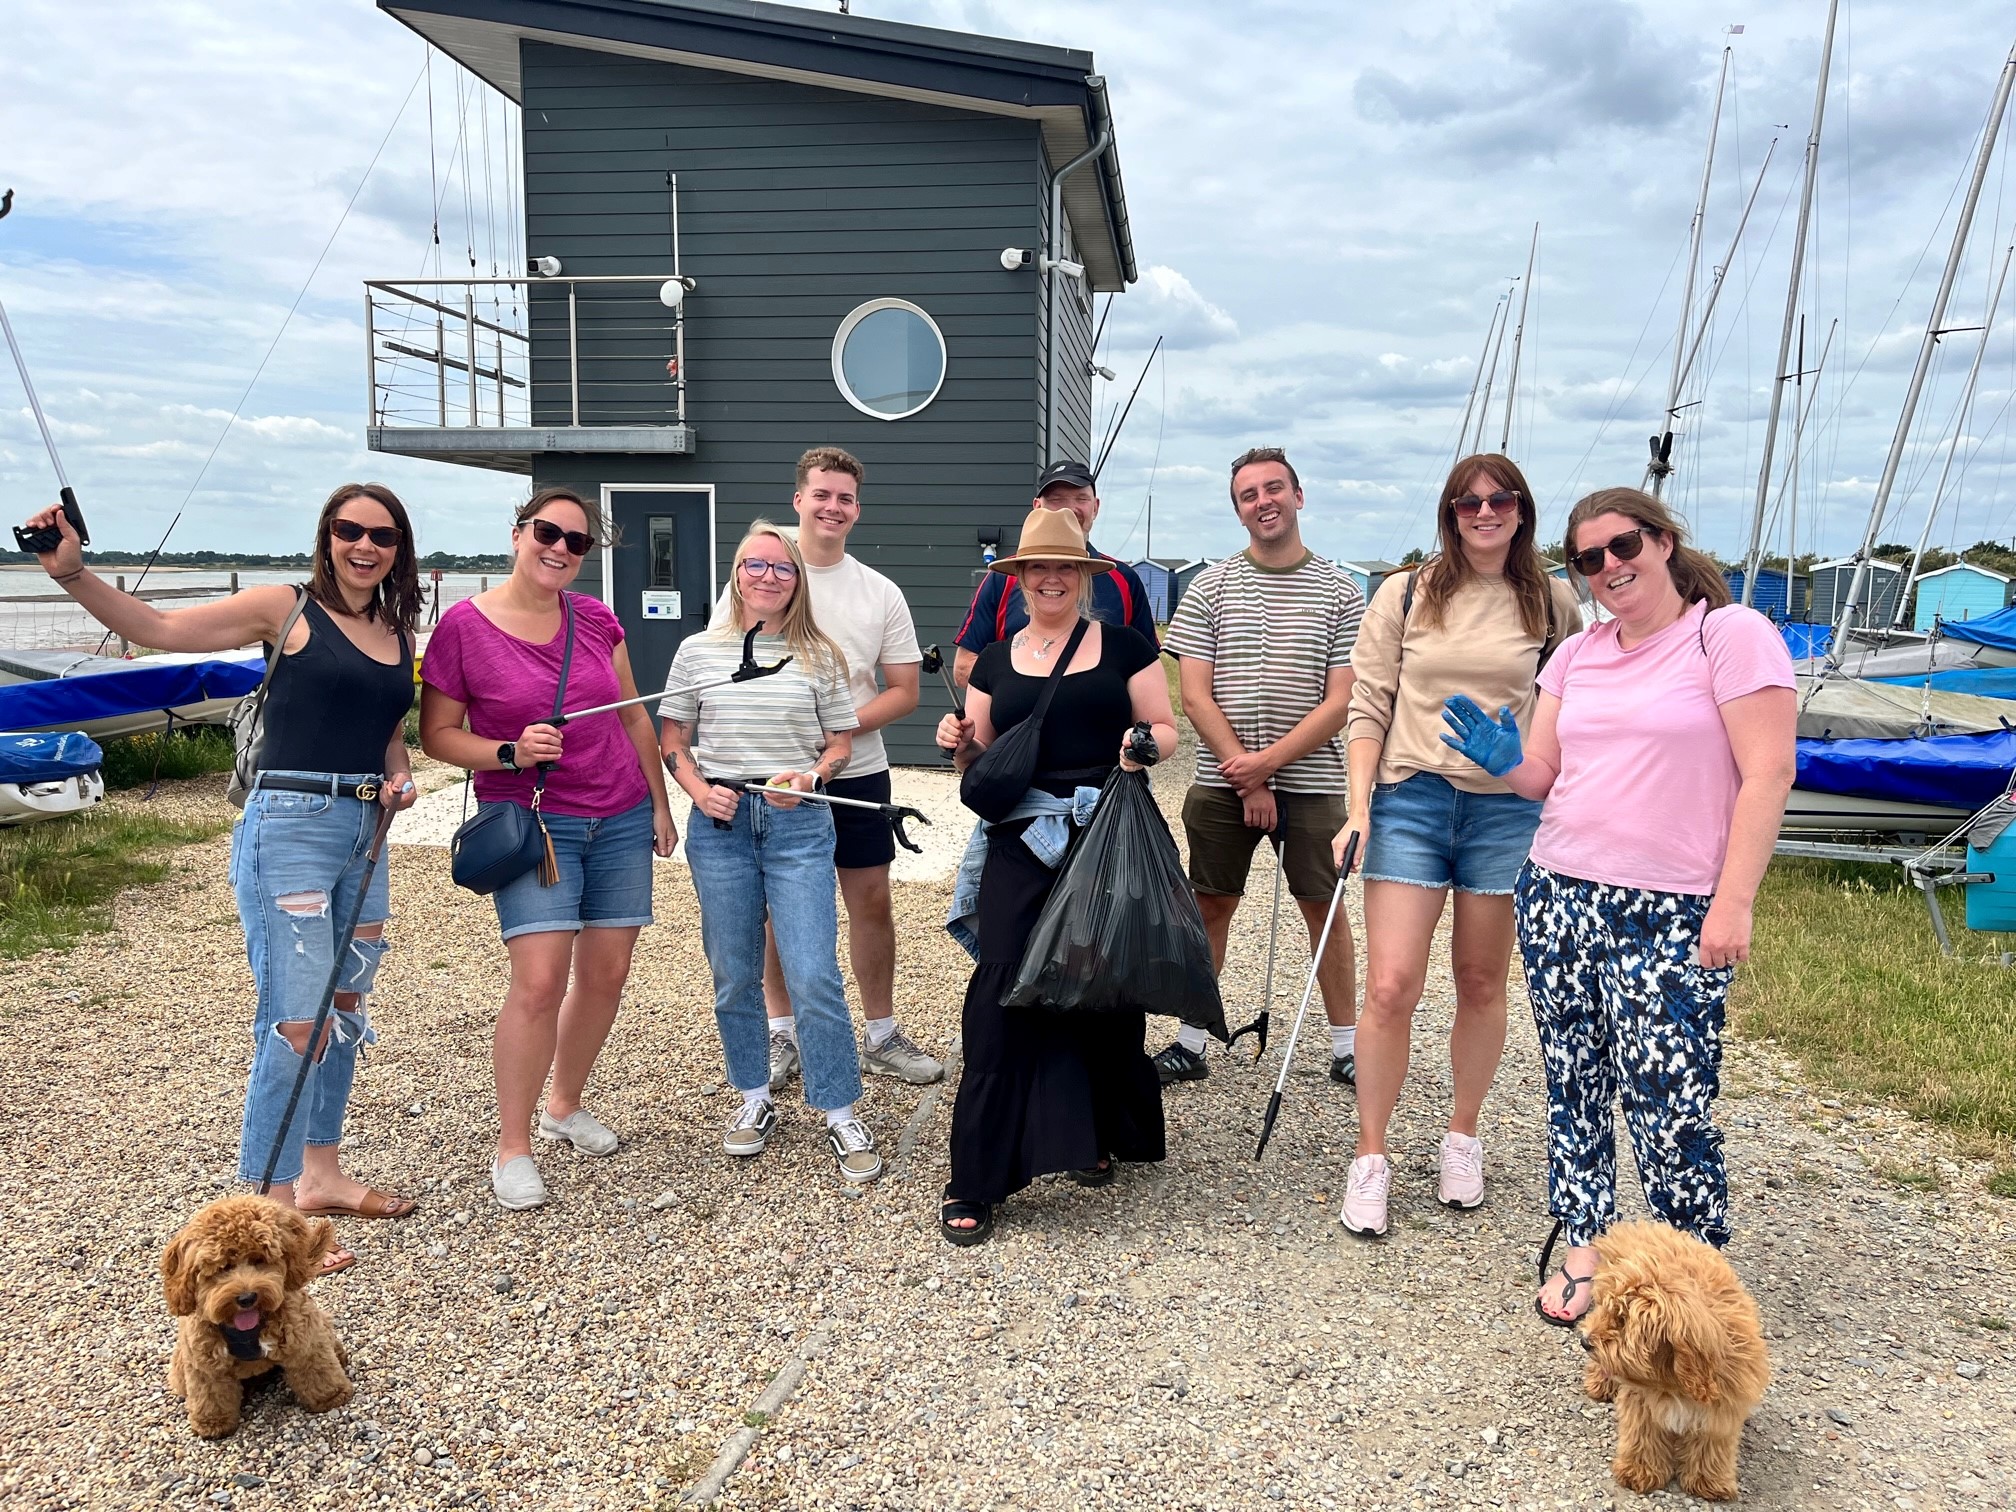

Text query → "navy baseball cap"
[1036,460,1097,493]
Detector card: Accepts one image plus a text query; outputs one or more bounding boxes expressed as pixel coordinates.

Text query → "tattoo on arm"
[662,749,680,775]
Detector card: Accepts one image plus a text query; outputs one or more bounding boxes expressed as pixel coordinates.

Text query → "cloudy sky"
[3,0,2014,569]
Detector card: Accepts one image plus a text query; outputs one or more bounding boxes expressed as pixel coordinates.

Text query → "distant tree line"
[3,548,515,570]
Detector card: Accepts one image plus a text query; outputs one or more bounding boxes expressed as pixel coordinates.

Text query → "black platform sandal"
[1067,1158,1116,1188]
[940,1187,994,1246]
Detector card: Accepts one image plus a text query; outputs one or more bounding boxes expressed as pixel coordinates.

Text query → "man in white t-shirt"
[723,447,943,1085]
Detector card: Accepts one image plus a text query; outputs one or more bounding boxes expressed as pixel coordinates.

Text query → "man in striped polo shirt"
[1155,447,1365,1084]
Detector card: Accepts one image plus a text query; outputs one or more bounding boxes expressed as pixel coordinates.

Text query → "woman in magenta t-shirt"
[1440,486,1796,1327]
[420,488,676,1211]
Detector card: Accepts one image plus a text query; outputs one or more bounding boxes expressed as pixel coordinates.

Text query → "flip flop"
[1533,1267,1593,1328]
[297,1187,418,1220]
[319,1244,357,1278]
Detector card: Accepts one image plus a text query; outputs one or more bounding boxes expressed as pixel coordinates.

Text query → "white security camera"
[658,278,687,309]
[1000,247,1034,271]
[1040,255,1086,281]
[1086,361,1117,381]
[530,255,563,278]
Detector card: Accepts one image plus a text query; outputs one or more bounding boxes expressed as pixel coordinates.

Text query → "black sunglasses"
[527,518,594,557]
[329,519,402,549]
[1450,489,1522,516]
[1569,528,1648,578]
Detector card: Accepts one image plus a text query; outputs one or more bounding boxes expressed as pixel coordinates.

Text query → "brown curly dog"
[1577,1220,1771,1501]
[161,1195,352,1438]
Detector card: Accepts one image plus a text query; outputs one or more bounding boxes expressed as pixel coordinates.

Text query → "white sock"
[865,1017,899,1050]
[740,1087,773,1110]
[824,1103,856,1129]
[1177,1023,1210,1055]
[768,1016,797,1042]
[1331,1023,1357,1059]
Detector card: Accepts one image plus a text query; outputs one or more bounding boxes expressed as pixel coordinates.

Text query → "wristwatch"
[497,742,520,774]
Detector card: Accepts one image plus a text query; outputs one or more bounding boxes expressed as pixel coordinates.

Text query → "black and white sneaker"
[724,1100,779,1157]
[1329,1052,1357,1087]
[1152,1042,1209,1084]
[827,1118,883,1184]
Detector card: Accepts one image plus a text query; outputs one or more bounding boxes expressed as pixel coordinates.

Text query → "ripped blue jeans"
[229,774,392,1184]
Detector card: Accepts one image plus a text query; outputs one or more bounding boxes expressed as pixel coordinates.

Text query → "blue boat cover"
[0,658,261,731]
[1780,623,1833,660]
[1796,729,2016,812]
[0,730,104,784]
[1941,605,2016,652]
[1869,667,2016,701]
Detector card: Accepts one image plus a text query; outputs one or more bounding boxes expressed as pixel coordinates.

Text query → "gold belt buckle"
[356,781,380,802]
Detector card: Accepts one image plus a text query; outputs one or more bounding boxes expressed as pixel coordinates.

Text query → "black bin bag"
[1002,768,1228,1040]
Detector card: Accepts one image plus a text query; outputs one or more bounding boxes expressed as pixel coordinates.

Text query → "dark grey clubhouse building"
[366,0,1137,761]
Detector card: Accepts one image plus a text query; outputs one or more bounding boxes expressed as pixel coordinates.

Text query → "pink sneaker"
[1339,1154,1390,1238]
[1438,1132,1485,1210]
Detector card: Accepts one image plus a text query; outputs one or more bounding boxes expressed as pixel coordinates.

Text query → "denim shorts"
[489,797,656,940]
[1361,771,1542,896]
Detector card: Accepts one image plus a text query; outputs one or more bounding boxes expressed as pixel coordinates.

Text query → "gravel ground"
[1,756,2013,1511]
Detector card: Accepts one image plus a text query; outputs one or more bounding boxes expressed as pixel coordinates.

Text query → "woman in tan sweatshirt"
[1331,453,1582,1239]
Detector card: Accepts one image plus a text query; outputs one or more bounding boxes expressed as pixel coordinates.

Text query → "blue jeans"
[229,773,392,1184]
[684,793,862,1110]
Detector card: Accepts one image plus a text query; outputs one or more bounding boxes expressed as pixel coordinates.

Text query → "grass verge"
[1732,859,2016,1158]
[98,727,237,790]
[0,806,227,958]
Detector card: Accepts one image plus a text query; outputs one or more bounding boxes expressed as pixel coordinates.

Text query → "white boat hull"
[0,771,106,827]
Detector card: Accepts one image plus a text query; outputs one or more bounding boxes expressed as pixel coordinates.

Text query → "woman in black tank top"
[20,483,427,1276]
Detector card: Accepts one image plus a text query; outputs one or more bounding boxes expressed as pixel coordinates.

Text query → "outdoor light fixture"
[530,255,564,277]
[658,276,697,309]
[978,525,1002,565]
[999,247,1034,271]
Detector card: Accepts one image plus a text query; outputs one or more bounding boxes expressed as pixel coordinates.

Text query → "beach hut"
[1130,557,1197,622]
[1809,558,1905,628]
[363,0,1138,761]
[1172,557,1212,613]
[1337,559,1403,602]
[1912,561,2016,631]
[1722,568,1807,621]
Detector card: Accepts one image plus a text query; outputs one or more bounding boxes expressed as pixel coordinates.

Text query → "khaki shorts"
[1182,784,1348,901]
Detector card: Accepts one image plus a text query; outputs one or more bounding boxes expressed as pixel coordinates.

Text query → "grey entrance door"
[603,485,713,719]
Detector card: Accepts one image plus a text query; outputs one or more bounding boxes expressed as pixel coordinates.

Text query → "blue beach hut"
[1723,568,1807,621]
[1912,562,2016,631]
[1337,559,1403,602]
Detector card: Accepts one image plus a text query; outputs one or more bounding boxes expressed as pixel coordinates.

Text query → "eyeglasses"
[329,519,401,549]
[1569,529,1648,578]
[1450,489,1522,516]
[526,518,594,556]
[739,558,799,582]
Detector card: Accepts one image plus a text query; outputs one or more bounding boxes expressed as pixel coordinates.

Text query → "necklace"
[1022,630,1062,660]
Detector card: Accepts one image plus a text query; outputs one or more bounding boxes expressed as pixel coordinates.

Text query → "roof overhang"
[380,0,1136,290]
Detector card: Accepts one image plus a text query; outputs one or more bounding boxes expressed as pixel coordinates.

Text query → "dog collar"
[218,1308,265,1361]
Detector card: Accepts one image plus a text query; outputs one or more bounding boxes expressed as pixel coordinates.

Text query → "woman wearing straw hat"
[935,506,1179,1245]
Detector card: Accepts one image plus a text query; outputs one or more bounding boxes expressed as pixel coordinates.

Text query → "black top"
[257,597,414,777]
[971,623,1156,795]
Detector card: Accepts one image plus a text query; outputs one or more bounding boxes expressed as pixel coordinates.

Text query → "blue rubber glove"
[1440,695,1523,777]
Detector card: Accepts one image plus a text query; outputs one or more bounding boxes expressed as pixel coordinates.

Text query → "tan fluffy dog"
[1578,1220,1771,1501]
[161,1195,352,1437]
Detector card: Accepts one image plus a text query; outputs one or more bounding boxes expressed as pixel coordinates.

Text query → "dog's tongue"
[231,1308,261,1331]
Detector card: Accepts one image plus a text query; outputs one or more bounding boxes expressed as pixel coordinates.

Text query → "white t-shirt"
[711,552,920,776]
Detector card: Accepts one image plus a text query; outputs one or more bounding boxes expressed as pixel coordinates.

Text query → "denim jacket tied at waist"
[944,785,1104,960]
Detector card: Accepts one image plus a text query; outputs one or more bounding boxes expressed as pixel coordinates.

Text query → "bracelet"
[51,568,85,585]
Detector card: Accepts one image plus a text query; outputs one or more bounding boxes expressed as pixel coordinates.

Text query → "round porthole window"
[832,299,946,420]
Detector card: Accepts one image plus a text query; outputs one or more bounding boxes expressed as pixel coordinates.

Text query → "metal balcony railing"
[363,274,690,433]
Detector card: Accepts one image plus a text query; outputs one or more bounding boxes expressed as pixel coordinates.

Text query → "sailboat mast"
[1471,282,1515,455]
[1648,48,1732,499]
[1892,241,2016,628]
[1456,298,1503,462]
[1742,0,1839,604]
[1499,223,1539,455]
[1835,41,2016,648]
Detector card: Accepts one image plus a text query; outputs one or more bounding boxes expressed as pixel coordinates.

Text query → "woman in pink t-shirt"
[420,488,677,1211]
[1440,487,1795,1327]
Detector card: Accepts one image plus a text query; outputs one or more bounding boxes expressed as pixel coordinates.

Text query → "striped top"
[658,630,857,780]
[1163,549,1365,793]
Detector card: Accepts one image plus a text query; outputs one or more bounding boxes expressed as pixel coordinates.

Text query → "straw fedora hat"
[988,506,1116,576]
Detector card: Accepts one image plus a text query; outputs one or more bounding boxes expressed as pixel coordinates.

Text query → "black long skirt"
[947,823,1165,1205]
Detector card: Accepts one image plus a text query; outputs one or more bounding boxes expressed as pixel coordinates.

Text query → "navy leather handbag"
[450,595,575,895]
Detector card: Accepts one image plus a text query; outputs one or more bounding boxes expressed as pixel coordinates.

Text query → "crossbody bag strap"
[1026,617,1092,728]
[532,593,578,803]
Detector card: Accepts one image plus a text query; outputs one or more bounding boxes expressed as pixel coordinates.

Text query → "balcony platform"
[365,425,698,475]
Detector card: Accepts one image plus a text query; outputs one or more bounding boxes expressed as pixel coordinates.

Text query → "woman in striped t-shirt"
[658,522,883,1185]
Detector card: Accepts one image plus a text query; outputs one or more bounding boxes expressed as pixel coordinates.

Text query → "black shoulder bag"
[960,617,1091,824]
[450,594,576,895]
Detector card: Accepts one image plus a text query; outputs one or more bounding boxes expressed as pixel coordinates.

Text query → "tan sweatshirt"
[1345,566,1582,794]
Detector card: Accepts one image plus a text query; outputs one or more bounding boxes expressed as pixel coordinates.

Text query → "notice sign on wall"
[641,591,683,620]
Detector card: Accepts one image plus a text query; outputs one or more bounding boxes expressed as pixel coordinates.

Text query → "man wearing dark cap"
[951,460,1159,687]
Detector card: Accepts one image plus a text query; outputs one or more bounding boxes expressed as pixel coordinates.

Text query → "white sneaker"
[767,1032,800,1091]
[861,1028,946,1085]
[538,1107,619,1156]
[826,1117,883,1184]
[491,1155,547,1211]
[1339,1154,1390,1238]
[1438,1131,1486,1210]
[724,1099,779,1157]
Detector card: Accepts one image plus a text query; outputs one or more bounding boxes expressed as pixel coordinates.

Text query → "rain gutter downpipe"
[1044,101,1112,468]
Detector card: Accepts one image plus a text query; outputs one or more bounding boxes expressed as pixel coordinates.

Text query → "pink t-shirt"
[423,593,651,819]
[1529,601,1794,896]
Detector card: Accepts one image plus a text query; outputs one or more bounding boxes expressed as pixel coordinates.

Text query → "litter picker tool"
[714,777,932,854]
[548,622,789,726]
[920,643,963,761]
[1,191,92,556]
[255,802,399,1194]
[1226,801,1290,1061]
[1252,830,1357,1161]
